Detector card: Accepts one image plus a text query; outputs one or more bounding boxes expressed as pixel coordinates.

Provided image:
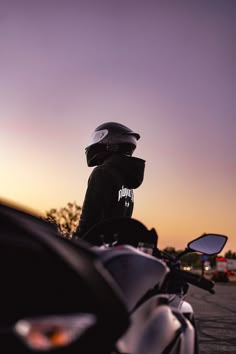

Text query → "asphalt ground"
[186,282,236,354]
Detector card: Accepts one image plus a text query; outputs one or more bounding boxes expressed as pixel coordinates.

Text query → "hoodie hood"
[104,154,145,189]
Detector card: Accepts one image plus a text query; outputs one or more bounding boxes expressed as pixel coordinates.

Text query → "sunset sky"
[1,0,235,252]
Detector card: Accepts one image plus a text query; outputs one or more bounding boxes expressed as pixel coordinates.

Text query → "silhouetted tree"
[44,201,81,238]
[225,250,236,259]
[163,247,177,255]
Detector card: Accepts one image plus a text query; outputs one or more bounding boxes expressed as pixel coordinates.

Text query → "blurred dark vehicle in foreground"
[0,202,129,354]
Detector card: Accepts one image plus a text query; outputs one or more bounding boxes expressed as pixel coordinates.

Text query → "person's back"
[73,122,145,240]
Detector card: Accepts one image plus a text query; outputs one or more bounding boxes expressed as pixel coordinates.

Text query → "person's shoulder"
[89,165,110,181]
[89,164,119,182]
[90,164,107,175]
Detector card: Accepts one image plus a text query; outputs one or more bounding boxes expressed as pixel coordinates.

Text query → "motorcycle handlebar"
[174,269,215,294]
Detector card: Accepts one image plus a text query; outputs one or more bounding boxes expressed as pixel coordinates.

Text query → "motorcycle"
[81,216,228,354]
[1,202,228,354]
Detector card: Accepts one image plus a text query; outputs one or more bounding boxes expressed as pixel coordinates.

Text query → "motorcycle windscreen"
[82,216,158,250]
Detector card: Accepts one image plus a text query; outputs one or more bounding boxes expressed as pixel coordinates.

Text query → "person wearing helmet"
[73,122,145,241]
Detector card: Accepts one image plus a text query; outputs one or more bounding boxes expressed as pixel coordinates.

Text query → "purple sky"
[1,0,235,251]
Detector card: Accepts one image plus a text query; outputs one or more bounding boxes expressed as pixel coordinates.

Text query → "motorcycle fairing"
[95,245,169,311]
[117,295,195,354]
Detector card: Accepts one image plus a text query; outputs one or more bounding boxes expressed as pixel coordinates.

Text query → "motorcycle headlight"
[14,313,96,351]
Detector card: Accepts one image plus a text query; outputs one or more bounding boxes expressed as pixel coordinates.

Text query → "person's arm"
[74,168,112,238]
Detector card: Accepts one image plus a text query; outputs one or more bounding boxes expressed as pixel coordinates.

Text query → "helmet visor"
[86,129,139,149]
[87,129,109,147]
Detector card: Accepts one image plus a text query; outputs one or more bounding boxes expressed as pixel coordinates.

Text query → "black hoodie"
[74,153,145,238]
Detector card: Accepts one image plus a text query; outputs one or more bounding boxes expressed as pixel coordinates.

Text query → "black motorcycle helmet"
[85,122,140,167]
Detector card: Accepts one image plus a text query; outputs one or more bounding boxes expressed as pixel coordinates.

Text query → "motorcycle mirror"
[187,233,228,255]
